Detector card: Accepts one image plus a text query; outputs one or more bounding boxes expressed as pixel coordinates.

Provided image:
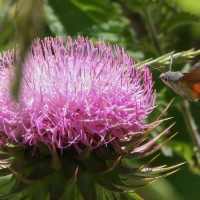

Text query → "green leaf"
[27,158,53,181]
[168,140,194,160]
[2,181,28,199]
[113,191,144,200]
[28,179,48,200]
[47,171,65,200]
[44,2,67,39]
[71,0,121,23]
[162,12,200,32]
[61,183,79,200]
[47,0,96,35]
[95,186,115,200]
[128,192,144,200]
[0,175,15,190]
[62,183,86,200]
[0,168,12,177]
[77,170,96,200]
[167,140,200,174]
[115,192,143,200]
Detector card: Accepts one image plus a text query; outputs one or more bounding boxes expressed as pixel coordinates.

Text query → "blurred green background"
[1,0,200,199]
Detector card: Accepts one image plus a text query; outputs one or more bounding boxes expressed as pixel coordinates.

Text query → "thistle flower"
[0,37,181,200]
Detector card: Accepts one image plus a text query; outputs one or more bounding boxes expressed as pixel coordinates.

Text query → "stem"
[143,7,163,55]
[179,101,200,153]
[0,0,15,36]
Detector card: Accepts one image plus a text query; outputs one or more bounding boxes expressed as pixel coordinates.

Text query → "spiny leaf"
[94,174,125,192]
[131,123,175,154]
[7,159,32,174]
[66,145,91,161]
[156,98,174,121]
[8,167,35,184]
[95,145,119,160]
[109,172,135,190]
[123,168,181,185]
[65,167,79,184]
[134,154,161,174]
[122,174,160,184]
[137,162,185,175]
[131,118,172,151]
[0,159,12,167]
[114,154,160,175]
[4,146,26,163]
[51,144,62,171]
[37,141,51,155]
[117,132,144,147]
[62,156,80,182]
[128,132,177,158]
[84,154,121,173]
[0,153,11,160]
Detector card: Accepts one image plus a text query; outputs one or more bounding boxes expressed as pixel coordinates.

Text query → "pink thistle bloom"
[0,36,155,152]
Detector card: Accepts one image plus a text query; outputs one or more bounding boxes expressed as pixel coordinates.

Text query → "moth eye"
[159,73,167,80]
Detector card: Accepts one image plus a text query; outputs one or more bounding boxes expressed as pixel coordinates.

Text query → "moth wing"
[189,61,200,73]
[190,61,200,72]
[189,83,200,94]
[186,82,200,100]
[179,63,200,100]
[179,61,200,82]
[179,72,200,100]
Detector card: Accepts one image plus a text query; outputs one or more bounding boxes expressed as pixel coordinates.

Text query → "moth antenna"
[146,65,164,73]
[146,65,169,81]
[169,51,174,71]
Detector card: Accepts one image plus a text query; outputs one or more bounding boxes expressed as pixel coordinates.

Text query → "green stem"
[143,7,163,55]
[179,101,200,153]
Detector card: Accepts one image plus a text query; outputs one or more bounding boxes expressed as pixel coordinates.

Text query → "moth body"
[159,63,200,101]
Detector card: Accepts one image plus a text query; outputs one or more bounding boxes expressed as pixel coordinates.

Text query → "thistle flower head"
[0,37,181,200]
[0,36,154,152]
